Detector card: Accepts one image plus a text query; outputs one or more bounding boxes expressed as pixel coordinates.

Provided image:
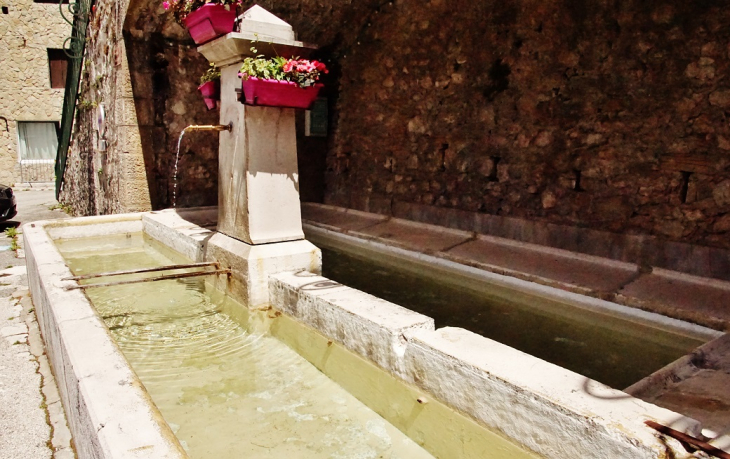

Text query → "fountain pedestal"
[197,6,321,305]
[217,65,303,245]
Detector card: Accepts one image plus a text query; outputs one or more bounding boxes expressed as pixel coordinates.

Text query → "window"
[17,122,58,161]
[47,49,69,89]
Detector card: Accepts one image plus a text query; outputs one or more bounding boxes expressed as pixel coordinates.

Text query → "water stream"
[173,124,231,208]
[172,129,187,208]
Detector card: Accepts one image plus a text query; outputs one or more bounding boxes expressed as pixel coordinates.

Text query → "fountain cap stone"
[239,5,295,41]
[197,5,317,67]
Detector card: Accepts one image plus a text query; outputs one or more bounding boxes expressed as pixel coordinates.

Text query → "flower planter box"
[241,78,323,109]
[184,3,236,45]
[198,80,219,110]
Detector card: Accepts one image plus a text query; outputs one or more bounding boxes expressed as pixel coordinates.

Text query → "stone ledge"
[270,270,435,378]
[23,221,187,459]
[268,268,704,458]
[404,327,702,459]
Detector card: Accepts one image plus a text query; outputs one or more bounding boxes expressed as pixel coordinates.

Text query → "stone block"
[270,270,434,377]
[205,232,321,307]
[404,327,701,459]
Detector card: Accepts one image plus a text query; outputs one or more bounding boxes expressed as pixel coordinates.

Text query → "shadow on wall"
[122,4,220,211]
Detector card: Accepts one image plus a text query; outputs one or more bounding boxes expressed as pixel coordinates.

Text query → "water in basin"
[56,234,436,459]
[313,241,706,390]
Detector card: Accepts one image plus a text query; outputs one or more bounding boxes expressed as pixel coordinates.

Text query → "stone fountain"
[195,6,321,307]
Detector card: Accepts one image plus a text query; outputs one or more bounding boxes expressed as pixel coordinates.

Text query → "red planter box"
[241,78,323,109]
[184,3,236,45]
[198,80,219,110]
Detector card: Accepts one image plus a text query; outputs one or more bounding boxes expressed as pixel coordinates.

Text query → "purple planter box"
[241,78,323,109]
[198,80,219,110]
[184,3,236,45]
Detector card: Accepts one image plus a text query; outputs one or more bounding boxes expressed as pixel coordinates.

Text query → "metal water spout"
[182,123,233,133]
[173,122,233,208]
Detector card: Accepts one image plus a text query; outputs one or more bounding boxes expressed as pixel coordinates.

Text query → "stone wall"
[60,0,218,214]
[0,0,70,185]
[246,0,730,252]
[306,0,730,251]
[65,0,730,252]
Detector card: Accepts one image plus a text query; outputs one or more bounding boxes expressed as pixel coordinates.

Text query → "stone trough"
[23,209,719,459]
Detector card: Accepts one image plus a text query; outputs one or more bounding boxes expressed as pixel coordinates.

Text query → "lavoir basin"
[55,233,442,459]
[310,231,710,390]
[24,210,718,459]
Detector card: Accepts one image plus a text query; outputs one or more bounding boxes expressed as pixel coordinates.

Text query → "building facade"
[0,0,71,186]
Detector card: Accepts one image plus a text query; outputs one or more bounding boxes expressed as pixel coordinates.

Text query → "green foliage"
[239,55,288,82]
[4,227,17,238]
[49,202,73,215]
[200,63,221,84]
[238,53,328,88]
[78,99,98,110]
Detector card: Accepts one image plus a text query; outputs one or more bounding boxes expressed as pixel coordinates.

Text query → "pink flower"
[163,1,170,9]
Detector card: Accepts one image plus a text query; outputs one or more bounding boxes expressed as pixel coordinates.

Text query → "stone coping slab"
[23,217,187,459]
[350,217,474,254]
[270,270,435,378]
[626,333,730,437]
[618,268,730,332]
[445,234,639,296]
[301,202,388,232]
[268,269,706,459]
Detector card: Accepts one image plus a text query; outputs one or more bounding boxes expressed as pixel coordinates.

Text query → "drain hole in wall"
[2,7,9,14]
[573,169,584,191]
[488,156,501,181]
[679,171,692,204]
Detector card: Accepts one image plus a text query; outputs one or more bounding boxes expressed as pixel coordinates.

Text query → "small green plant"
[49,202,73,214]
[200,63,221,85]
[4,227,19,252]
[78,99,98,110]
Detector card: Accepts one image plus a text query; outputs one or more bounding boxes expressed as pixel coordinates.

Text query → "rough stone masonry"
[64,0,730,255]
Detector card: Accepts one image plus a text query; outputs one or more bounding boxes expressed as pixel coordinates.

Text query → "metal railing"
[20,160,56,183]
[55,0,92,198]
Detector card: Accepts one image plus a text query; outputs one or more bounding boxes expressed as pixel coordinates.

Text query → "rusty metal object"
[62,262,221,281]
[64,269,231,290]
[645,420,730,459]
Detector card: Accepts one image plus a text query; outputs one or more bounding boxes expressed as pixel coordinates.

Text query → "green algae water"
[56,233,439,459]
[312,238,707,390]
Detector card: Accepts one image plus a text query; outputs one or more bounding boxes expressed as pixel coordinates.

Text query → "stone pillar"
[199,5,317,246]
[217,65,303,244]
[197,6,322,305]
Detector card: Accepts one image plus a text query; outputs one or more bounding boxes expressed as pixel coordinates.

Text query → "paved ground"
[0,190,74,459]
